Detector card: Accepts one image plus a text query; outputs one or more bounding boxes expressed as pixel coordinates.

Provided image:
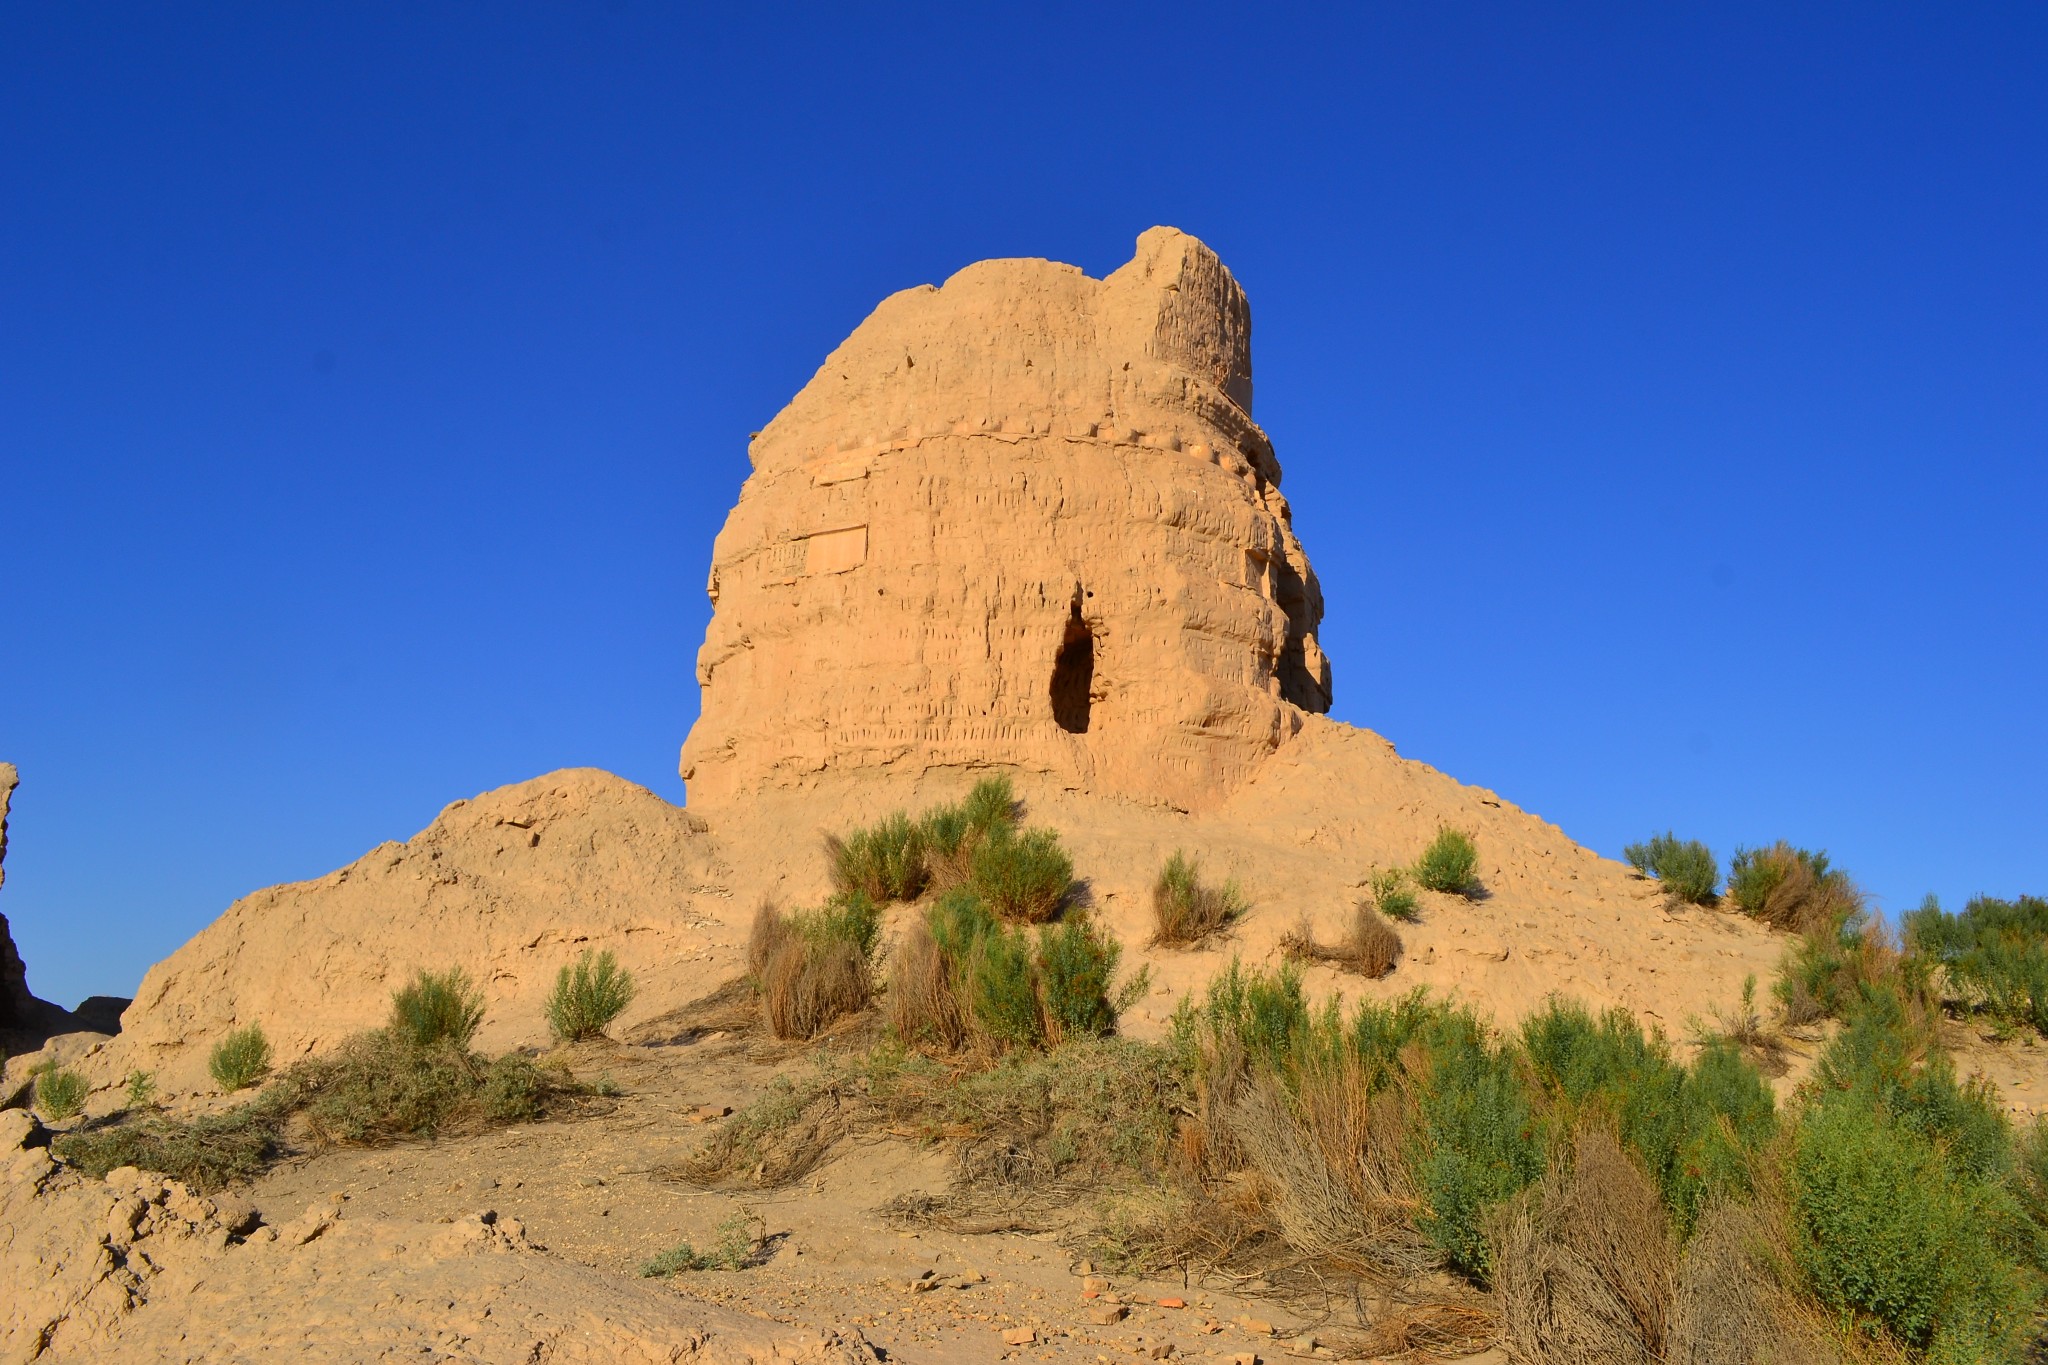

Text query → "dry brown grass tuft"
[887,917,965,1050]
[749,899,873,1041]
[1278,903,1403,979]
[746,898,791,981]
[1150,851,1246,947]
[1223,1067,1436,1285]
[1490,1127,1674,1365]
[761,936,871,1041]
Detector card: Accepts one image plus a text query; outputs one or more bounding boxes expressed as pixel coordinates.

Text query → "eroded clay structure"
[681,228,1331,811]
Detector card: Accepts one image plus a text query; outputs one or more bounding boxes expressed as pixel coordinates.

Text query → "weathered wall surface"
[1,763,32,1031]
[681,227,1331,813]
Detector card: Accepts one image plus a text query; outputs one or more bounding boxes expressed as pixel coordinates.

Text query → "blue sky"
[3,4,2042,1008]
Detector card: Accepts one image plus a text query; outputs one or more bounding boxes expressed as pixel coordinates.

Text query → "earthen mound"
[93,769,722,1098]
[682,227,1330,814]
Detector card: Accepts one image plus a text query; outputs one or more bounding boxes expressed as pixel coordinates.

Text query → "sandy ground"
[245,1030,1502,1365]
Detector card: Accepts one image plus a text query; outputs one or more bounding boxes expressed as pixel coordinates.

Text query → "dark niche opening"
[1050,601,1094,734]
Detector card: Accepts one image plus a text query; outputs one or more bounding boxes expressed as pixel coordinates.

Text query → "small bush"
[1150,850,1246,947]
[1623,832,1719,905]
[286,1029,576,1145]
[123,1069,157,1110]
[209,1024,272,1092]
[1036,913,1122,1042]
[1413,827,1480,895]
[921,776,1018,890]
[546,949,635,1042]
[640,1213,757,1274]
[965,920,1045,1046]
[1369,867,1420,922]
[1727,843,1860,934]
[389,967,485,1051]
[1279,902,1403,979]
[33,1062,88,1121]
[826,810,928,903]
[970,826,1074,923]
[1905,893,2048,1037]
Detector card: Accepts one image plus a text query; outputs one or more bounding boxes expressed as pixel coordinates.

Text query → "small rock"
[1082,1275,1111,1294]
[1155,1297,1186,1309]
[1286,1333,1317,1353]
[0,1108,38,1152]
[1073,1259,1094,1275]
[1233,1315,1275,1336]
[213,1194,262,1237]
[1089,1304,1128,1325]
[1146,1345,1175,1360]
[1002,1327,1037,1346]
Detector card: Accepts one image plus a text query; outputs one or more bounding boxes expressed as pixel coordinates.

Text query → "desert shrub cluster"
[54,963,598,1190]
[682,894,2048,1364]
[1624,831,1720,904]
[824,776,1061,912]
[889,889,1131,1050]
[1905,893,2048,1037]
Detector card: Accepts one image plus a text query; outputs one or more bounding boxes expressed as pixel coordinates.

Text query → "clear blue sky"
[4,5,2042,1009]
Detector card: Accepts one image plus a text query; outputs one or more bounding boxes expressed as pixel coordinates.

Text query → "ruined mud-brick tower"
[681,227,1331,812]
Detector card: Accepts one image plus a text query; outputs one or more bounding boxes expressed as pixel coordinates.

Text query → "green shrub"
[1369,867,1419,922]
[1905,893,2048,1037]
[826,811,928,902]
[640,1213,757,1274]
[546,949,635,1042]
[1150,850,1246,946]
[390,967,485,1050]
[1728,842,1860,934]
[1622,831,1719,904]
[33,1062,88,1120]
[1519,999,1774,1227]
[209,1024,272,1092]
[1413,827,1480,895]
[123,1069,157,1109]
[1408,1011,1544,1279]
[1036,913,1122,1041]
[1195,958,1310,1071]
[969,826,1074,923]
[791,890,883,961]
[965,920,1044,1046]
[1792,1092,2033,1357]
